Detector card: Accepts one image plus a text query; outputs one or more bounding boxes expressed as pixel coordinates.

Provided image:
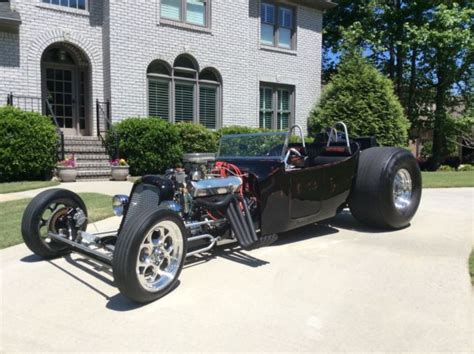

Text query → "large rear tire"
[21,189,88,258]
[349,147,422,229]
[113,208,188,303]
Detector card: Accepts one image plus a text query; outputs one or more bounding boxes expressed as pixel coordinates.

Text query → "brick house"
[0,0,335,177]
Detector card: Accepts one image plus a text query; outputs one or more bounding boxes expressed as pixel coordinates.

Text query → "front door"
[44,66,87,136]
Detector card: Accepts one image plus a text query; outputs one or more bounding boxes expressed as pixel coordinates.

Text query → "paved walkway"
[1,188,473,352]
[0,181,133,202]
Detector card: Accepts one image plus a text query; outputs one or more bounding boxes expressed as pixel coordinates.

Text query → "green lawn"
[422,171,474,188]
[0,181,60,194]
[0,193,114,250]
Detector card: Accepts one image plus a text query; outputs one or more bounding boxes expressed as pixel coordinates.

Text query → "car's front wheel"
[113,208,188,303]
[349,147,422,229]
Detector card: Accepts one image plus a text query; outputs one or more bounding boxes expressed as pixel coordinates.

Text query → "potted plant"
[57,154,77,182]
[110,158,129,181]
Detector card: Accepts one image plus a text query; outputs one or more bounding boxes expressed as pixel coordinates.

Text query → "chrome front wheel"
[392,168,413,211]
[136,220,184,292]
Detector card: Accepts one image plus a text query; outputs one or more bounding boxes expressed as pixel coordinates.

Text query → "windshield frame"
[217,131,290,160]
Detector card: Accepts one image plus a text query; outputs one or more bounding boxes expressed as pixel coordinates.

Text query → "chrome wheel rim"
[136,220,184,292]
[39,201,74,248]
[393,168,413,211]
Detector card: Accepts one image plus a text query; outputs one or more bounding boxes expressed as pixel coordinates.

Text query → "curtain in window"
[259,87,273,129]
[186,0,206,26]
[161,0,181,20]
[175,83,194,122]
[277,89,290,130]
[199,86,217,129]
[148,80,169,119]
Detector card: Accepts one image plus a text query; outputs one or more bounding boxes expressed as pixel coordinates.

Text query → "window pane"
[161,0,181,20]
[279,7,293,28]
[278,28,292,49]
[175,83,194,123]
[261,3,275,24]
[259,112,273,129]
[278,90,290,130]
[200,86,217,129]
[77,0,85,10]
[277,113,289,130]
[148,80,169,119]
[261,24,274,46]
[186,0,205,26]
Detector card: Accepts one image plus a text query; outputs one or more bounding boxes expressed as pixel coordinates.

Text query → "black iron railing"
[6,93,65,161]
[96,99,119,159]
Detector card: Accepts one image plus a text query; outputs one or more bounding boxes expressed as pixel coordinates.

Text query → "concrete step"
[63,135,102,141]
[76,162,111,169]
[77,169,112,180]
[73,153,110,160]
[64,145,108,153]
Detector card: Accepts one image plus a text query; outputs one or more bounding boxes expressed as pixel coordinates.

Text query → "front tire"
[349,147,422,229]
[113,208,188,303]
[21,189,88,258]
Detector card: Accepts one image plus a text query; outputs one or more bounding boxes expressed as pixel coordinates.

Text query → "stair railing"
[44,100,65,161]
[6,93,65,161]
[96,99,119,160]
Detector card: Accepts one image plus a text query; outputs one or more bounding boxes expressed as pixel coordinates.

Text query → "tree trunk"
[407,47,417,122]
[432,71,447,166]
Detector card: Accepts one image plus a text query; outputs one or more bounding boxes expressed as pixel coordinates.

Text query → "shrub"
[458,164,474,172]
[217,125,261,137]
[176,122,219,153]
[309,52,410,147]
[438,165,455,172]
[0,106,57,182]
[107,118,182,175]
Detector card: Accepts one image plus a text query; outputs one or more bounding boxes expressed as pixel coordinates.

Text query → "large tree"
[323,1,473,162]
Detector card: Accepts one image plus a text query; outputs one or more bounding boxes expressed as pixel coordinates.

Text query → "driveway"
[1,188,473,352]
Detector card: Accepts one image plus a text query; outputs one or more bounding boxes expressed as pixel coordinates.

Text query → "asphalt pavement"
[1,188,473,352]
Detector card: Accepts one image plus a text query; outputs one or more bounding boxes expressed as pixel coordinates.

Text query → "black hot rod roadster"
[22,123,421,303]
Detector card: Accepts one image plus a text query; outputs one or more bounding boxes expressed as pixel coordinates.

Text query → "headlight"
[112,195,129,216]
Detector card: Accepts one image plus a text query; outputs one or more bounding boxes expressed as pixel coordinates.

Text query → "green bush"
[217,125,261,137]
[108,118,182,175]
[176,122,219,153]
[0,106,57,182]
[309,52,410,147]
[458,164,474,172]
[438,165,455,172]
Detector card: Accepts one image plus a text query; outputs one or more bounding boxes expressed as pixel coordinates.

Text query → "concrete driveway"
[1,188,473,352]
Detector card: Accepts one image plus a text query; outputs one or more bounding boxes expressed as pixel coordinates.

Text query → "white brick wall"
[0,0,322,134]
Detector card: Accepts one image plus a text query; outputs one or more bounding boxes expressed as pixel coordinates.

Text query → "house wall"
[0,0,323,133]
[107,0,322,131]
[0,0,104,134]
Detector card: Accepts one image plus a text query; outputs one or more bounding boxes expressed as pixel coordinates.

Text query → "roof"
[0,2,21,30]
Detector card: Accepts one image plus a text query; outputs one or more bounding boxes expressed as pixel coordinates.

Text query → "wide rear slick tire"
[113,208,188,304]
[349,147,422,229]
[21,189,88,258]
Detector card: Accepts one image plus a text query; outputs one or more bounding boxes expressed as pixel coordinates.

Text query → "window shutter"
[259,87,273,129]
[277,89,290,130]
[148,79,169,119]
[199,86,217,129]
[161,0,181,20]
[175,83,194,123]
[186,0,206,26]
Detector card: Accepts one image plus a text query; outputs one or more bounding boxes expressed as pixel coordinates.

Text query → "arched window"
[147,55,222,129]
[147,60,171,119]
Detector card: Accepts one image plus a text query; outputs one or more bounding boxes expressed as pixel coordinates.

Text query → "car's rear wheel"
[21,189,88,258]
[349,147,422,229]
[113,208,187,303]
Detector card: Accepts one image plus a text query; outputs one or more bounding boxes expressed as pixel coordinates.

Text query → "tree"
[322,1,473,162]
[309,52,409,147]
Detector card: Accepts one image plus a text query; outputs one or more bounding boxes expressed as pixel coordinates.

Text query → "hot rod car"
[21,123,421,303]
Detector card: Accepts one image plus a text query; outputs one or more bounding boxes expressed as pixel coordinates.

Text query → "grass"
[469,250,474,285]
[422,171,474,188]
[0,193,115,250]
[0,181,60,194]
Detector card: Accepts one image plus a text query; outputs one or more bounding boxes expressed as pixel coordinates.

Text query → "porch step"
[61,135,112,180]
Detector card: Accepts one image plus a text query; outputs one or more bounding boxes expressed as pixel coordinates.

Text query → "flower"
[110,158,128,167]
[58,154,76,168]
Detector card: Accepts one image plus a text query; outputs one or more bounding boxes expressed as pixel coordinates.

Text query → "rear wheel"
[349,147,422,229]
[113,208,187,303]
[21,189,88,258]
